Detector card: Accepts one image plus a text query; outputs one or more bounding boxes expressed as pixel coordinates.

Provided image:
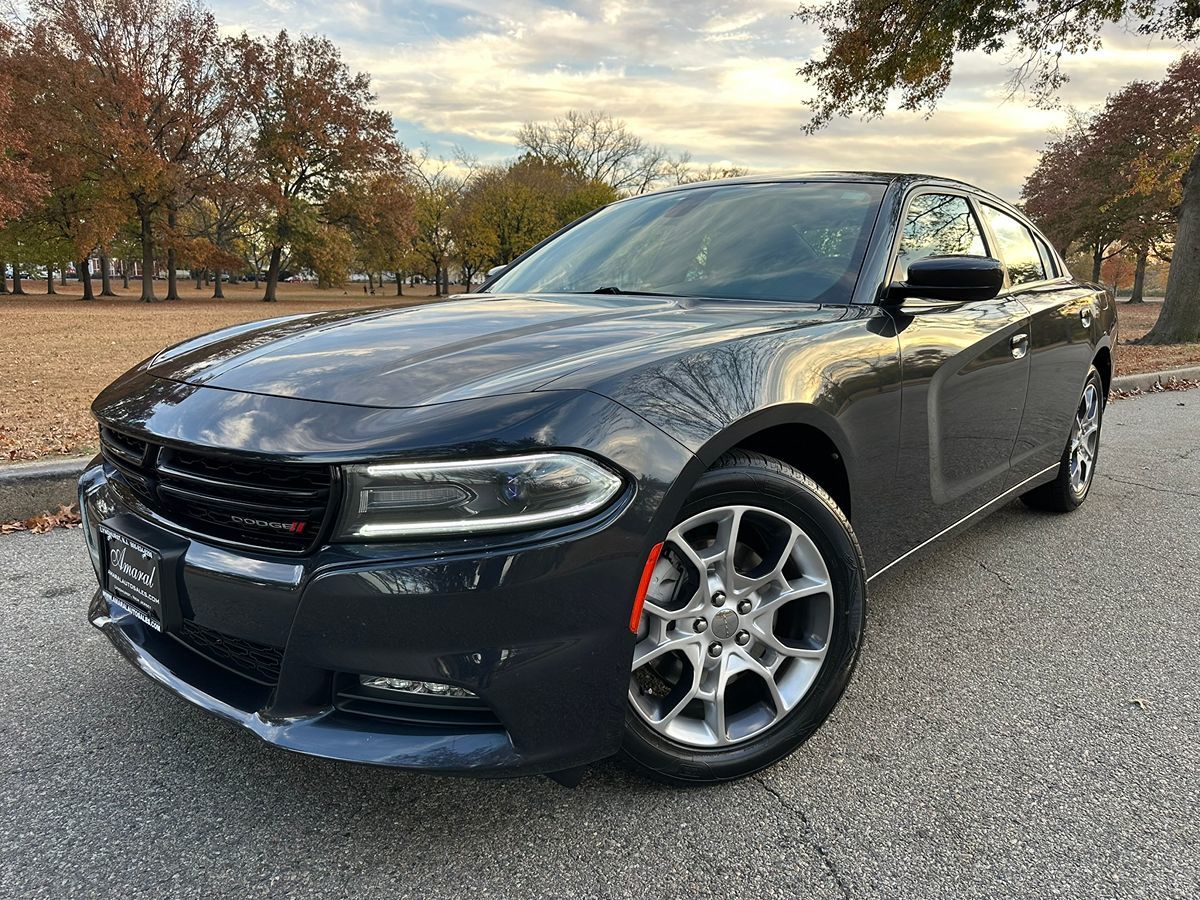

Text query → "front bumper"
[79,393,694,778]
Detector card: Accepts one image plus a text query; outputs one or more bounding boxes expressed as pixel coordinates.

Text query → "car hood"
[146,293,848,408]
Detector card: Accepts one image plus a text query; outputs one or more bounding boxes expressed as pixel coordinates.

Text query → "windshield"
[486,182,886,303]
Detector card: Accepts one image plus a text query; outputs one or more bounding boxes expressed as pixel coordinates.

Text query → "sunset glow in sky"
[213,0,1189,199]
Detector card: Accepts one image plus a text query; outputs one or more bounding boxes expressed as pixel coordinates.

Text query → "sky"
[210,0,1190,200]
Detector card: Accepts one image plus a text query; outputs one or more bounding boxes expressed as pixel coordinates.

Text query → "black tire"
[1021,366,1106,513]
[621,450,866,785]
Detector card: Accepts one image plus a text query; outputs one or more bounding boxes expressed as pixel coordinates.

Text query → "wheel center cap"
[711,608,739,640]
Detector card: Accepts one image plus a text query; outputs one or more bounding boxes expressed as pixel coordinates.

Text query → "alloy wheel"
[1069,382,1101,496]
[629,505,834,748]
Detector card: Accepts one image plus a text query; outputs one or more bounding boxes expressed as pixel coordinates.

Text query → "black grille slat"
[100,427,149,466]
[173,621,283,686]
[158,483,319,518]
[99,427,334,554]
[155,459,327,500]
[164,448,330,493]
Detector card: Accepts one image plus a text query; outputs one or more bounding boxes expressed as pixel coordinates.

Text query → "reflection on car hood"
[147,293,847,408]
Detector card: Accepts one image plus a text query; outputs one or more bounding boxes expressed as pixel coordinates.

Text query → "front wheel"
[622,451,866,785]
[1022,366,1105,513]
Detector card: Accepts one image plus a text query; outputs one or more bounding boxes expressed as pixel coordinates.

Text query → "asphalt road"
[1,391,1197,899]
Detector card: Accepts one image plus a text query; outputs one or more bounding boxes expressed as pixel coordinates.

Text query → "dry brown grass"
[1110,301,1200,375]
[1,280,449,462]
[1,284,1196,463]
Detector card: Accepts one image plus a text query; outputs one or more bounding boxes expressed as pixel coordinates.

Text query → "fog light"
[360,675,477,699]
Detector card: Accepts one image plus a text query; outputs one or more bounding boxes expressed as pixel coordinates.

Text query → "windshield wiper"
[574,286,677,297]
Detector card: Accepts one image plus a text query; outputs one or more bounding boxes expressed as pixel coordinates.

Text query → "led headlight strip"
[336,452,624,539]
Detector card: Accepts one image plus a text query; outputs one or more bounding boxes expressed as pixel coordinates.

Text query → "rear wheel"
[1022,367,1105,513]
[622,451,865,785]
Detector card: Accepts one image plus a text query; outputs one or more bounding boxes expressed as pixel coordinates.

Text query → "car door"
[977,204,1108,483]
[887,189,1032,551]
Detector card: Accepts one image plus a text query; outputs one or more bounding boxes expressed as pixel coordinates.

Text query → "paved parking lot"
[1,391,1197,899]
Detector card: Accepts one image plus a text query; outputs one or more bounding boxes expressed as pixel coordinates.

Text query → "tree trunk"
[139,211,157,302]
[195,269,203,290]
[11,266,24,295]
[395,271,403,296]
[60,262,67,286]
[165,208,180,300]
[0,259,7,293]
[1128,248,1148,304]
[1142,146,1200,344]
[46,264,56,295]
[99,253,115,296]
[263,246,282,301]
[79,259,95,301]
[166,253,179,299]
[122,259,131,290]
[367,271,375,293]
[212,269,224,299]
[1091,245,1104,283]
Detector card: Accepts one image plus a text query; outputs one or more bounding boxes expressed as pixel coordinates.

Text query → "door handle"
[1080,307,1093,328]
[1010,332,1029,360]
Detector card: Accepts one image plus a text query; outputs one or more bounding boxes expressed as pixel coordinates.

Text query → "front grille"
[100,427,335,553]
[173,620,284,686]
[334,675,502,730]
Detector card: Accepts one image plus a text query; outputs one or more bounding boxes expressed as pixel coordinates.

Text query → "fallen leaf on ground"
[0,503,82,535]
[1109,377,1200,402]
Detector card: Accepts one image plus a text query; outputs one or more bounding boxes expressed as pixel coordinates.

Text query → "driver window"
[895,193,987,281]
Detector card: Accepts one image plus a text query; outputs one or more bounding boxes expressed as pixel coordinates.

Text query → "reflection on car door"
[979,206,1108,484]
[887,190,1032,554]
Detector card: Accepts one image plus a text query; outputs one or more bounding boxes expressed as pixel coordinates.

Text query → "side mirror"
[485,264,507,279]
[887,256,1004,303]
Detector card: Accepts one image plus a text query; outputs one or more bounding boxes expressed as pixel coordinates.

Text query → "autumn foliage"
[0,0,741,306]
[1022,53,1200,329]
[797,0,1200,344]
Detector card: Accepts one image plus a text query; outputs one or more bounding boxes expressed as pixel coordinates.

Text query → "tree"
[0,25,48,290]
[455,157,619,272]
[0,76,46,230]
[326,165,417,294]
[404,148,468,296]
[448,200,497,289]
[25,0,233,302]
[6,32,127,301]
[295,221,355,288]
[1025,56,1200,299]
[795,0,1200,343]
[187,116,261,298]
[1101,251,1137,297]
[665,153,749,185]
[517,110,677,194]
[232,30,399,301]
[1023,115,1129,281]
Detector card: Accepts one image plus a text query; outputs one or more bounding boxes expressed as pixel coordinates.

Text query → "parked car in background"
[80,173,1115,785]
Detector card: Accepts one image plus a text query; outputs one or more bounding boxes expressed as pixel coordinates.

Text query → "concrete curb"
[0,457,90,520]
[1111,365,1200,393]
[1,362,1197,521]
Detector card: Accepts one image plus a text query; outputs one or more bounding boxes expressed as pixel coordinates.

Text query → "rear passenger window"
[896,193,987,280]
[982,205,1046,285]
[1035,238,1059,278]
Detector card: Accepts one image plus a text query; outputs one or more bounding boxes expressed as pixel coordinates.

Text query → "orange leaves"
[0,74,49,228]
[1,504,82,535]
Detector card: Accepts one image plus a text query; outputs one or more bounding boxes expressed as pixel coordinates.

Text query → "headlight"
[334,452,624,540]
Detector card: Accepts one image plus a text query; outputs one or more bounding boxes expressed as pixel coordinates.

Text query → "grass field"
[1,283,1196,463]
[1,280,453,463]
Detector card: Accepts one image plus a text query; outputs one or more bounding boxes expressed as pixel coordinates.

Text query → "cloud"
[209,1,1187,199]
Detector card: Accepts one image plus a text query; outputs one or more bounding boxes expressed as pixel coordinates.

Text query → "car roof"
[640,171,1013,209]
